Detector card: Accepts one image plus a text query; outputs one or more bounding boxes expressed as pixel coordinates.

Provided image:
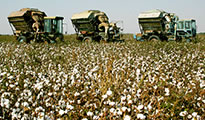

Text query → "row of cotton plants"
[0,41,204,120]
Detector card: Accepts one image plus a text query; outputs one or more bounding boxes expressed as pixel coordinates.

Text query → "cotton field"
[0,37,205,119]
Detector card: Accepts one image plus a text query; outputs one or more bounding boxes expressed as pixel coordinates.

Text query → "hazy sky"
[0,0,204,34]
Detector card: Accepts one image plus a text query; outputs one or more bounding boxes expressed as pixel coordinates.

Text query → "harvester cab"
[176,19,197,42]
[43,17,64,43]
[44,17,63,34]
[109,21,124,41]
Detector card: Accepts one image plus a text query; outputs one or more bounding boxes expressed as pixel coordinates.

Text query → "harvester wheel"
[17,36,27,43]
[56,34,64,42]
[186,38,192,43]
[83,37,92,43]
[176,36,182,42]
[148,35,161,42]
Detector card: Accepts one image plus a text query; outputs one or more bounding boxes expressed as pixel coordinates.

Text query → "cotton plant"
[0,40,204,119]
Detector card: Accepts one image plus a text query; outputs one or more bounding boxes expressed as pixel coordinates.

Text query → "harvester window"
[192,21,196,29]
[51,20,57,33]
[44,19,51,32]
[177,21,184,29]
[56,19,63,33]
[185,21,191,29]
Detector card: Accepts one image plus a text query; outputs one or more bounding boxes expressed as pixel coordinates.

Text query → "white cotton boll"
[153,85,158,89]
[121,106,127,112]
[109,101,115,106]
[88,72,93,78]
[127,108,131,112]
[45,115,52,120]
[9,84,15,88]
[179,111,188,116]
[117,109,123,115]
[59,109,65,116]
[93,73,98,79]
[71,75,75,82]
[124,115,131,120]
[192,112,197,117]
[93,115,99,120]
[128,100,133,104]
[106,89,112,96]
[102,94,108,100]
[73,67,79,74]
[82,118,88,120]
[1,98,10,108]
[196,115,201,120]
[70,100,75,104]
[136,69,140,74]
[137,105,144,111]
[121,96,126,101]
[165,88,170,96]
[137,89,142,97]
[0,72,7,76]
[37,115,44,120]
[127,94,131,100]
[91,66,99,72]
[34,82,43,90]
[22,102,29,107]
[8,75,14,79]
[21,116,29,120]
[15,82,18,85]
[103,107,108,112]
[35,106,45,112]
[67,104,74,110]
[87,111,93,116]
[200,81,205,88]
[177,82,183,89]
[46,102,51,107]
[137,113,146,119]
[11,109,18,119]
[103,101,108,105]
[48,92,52,96]
[123,89,128,93]
[62,79,66,86]
[77,100,81,104]
[58,100,66,107]
[197,102,201,107]
[54,84,59,91]
[147,103,152,110]
[110,108,115,113]
[197,97,201,101]
[76,73,80,79]
[74,92,80,97]
[158,96,164,101]
[15,102,20,107]
[187,114,192,119]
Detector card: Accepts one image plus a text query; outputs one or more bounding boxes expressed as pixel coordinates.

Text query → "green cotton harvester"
[71,10,123,42]
[8,8,64,43]
[134,9,197,42]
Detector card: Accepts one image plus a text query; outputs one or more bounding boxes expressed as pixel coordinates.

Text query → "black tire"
[176,36,182,42]
[57,34,64,42]
[76,36,83,41]
[17,36,27,43]
[148,35,161,42]
[83,37,92,43]
[186,38,192,43]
